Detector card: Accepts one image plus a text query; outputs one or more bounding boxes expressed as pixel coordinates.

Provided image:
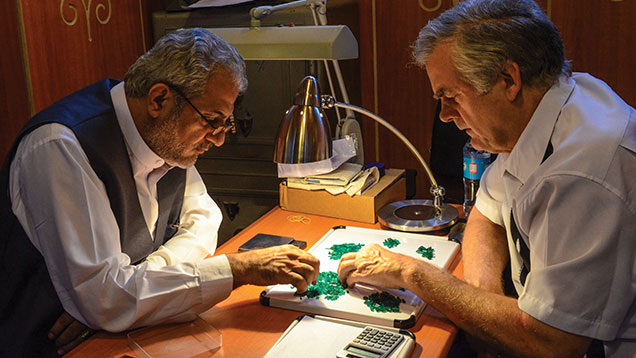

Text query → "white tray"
[261,226,460,328]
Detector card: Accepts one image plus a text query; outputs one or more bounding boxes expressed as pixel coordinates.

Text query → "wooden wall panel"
[549,0,636,106]
[21,1,148,112]
[358,1,446,199]
[0,0,162,160]
[359,0,636,201]
[0,0,30,161]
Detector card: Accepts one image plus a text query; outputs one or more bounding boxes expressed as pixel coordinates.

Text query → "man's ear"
[501,60,522,102]
[146,83,171,119]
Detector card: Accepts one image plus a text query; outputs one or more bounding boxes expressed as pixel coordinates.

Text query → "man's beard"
[143,108,209,168]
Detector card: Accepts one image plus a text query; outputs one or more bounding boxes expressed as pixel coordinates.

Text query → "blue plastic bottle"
[463,139,491,216]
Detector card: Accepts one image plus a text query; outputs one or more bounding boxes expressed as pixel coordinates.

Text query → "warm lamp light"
[274,76,458,232]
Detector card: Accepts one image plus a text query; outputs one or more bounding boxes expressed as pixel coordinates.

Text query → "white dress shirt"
[476,73,636,356]
[9,82,233,332]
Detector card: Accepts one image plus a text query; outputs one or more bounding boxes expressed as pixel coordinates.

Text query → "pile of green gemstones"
[363,291,405,313]
[416,245,435,260]
[327,243,364,260]
[294,271,348,301]
[289,240,435,315]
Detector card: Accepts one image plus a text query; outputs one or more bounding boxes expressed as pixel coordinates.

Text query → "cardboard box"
[279,169,406,223]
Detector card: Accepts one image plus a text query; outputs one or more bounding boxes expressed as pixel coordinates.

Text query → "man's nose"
[205,129,226,147]
[438,101,458,123]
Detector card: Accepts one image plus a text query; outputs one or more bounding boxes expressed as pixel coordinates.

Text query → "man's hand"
[227,244,320,292]
[48,311,95,356]
[337,243,413,289]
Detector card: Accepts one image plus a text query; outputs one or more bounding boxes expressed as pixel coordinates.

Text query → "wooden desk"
[67,206,463,358]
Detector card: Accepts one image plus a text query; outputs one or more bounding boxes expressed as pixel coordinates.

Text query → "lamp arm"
[305,2,356,125]
[250,0,326,22]
[323,97,446,210]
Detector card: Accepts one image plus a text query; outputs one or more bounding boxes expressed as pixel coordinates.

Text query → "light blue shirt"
[476,73,636,357]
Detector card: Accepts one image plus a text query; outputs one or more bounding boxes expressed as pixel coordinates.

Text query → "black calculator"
[336,326,404,358]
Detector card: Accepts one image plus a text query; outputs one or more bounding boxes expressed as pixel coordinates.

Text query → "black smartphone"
[238,233,306,251]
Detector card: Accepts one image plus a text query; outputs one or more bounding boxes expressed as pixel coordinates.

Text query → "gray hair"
[124,28,247,102]
[413,0,571,94]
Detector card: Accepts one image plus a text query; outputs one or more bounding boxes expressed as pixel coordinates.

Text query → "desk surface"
[66,206,463,358]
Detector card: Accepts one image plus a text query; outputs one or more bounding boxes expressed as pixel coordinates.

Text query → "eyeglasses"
[168,85,236,134]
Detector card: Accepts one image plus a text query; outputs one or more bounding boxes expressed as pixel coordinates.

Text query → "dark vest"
[0,79,186,357]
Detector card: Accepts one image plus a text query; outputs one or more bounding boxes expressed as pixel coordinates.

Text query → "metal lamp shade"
[274,76,332,164]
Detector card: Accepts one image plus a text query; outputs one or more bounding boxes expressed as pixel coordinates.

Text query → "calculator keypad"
[349,327,404,357]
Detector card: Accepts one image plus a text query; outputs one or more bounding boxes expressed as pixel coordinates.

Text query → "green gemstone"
[327,243,364,260]
[416,245,435,260]
[382,237,401,248]
[294,271,347,301]
[363,291,403,313]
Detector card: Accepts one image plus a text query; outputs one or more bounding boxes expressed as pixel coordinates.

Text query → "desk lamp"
[206,0,363,162]
[274,76,459,232]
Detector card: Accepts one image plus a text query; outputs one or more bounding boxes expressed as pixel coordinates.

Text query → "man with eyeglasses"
[0,28,320,357]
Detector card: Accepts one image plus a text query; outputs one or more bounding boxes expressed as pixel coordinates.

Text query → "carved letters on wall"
[60,0,112,42]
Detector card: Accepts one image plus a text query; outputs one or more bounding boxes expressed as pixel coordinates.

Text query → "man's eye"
[206,117,224,128]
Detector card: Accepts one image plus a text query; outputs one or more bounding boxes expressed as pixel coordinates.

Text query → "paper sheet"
[265,316,414,358]
[264,316,358,358]
[277,136,357,178]
[302,163,362,186]
[286,165,379,196]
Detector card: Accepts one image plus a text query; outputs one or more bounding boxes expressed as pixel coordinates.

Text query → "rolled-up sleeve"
[475,155,506,226]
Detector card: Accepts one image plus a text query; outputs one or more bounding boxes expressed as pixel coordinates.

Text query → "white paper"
[264,317,358,358]
[302,163,362,186]
[285,165,379,196]
[265,316,414,358]
[277,136,357,178]
[344,166,379,196]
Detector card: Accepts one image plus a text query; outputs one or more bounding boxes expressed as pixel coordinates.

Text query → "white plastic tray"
[261,226,460,328]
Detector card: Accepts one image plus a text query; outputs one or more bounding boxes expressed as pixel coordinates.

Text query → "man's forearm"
[401,260,590,357]
[462,208,509,294]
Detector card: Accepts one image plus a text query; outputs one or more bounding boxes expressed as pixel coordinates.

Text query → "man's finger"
[298,254,320,270]
[57,328,95,356]
[55,319,89,348]
[290,262,319,285]
[337,258,356,285]
[346,271,366,288]
[339,252,358,262]
[288,271,309,293]
[288,250,320,284]
[48,312,74,340]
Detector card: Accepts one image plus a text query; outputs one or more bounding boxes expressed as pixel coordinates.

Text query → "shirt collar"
[503,75,576,183]
[110,82,166,171]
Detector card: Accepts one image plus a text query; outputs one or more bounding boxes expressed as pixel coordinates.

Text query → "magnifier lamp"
[274,76,459,232]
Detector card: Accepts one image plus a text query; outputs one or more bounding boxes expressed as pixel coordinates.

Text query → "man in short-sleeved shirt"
[336,1,636,356]
[477,73,636,357]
